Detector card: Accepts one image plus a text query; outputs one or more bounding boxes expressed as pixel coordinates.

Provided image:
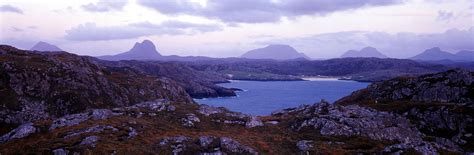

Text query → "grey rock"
[182,113,201,127]
[91,109,114,120]
[245,116,263,128]
[198,105,224,116]
[80,136,99,147]
[0,123,36,143]
[49,113,90,130]
[128,127,138,139]
[296,140,314,151]
[199,136,215,147]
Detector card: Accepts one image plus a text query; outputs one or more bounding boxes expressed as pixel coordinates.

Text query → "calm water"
[194,79,369,116]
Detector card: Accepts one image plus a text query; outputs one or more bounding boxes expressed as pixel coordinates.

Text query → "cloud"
[137,0,402,23]
[81,0,128,12]
[0,5,23,14]
[437,10,454,21]
[260,27,474,58]
[64,21,222,41]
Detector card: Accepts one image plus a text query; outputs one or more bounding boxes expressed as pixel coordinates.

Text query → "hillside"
[0,66,472,153]
[241,44,309,60]
[187,57,449,82]
[0,45,192,124]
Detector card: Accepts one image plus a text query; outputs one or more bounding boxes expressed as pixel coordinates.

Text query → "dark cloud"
[65,21,222,41]
[261,27,474,58]
[437,10,454,21]
[0,5,23,14]
[82,0,128,12]
[137,0,402,23]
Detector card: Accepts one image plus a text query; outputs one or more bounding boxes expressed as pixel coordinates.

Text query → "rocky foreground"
[0,45,473,154]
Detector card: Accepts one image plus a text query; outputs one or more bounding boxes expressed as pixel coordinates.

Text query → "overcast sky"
[0,0,473,59]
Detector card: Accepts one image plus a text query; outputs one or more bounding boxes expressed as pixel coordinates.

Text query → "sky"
[0,0,473,59]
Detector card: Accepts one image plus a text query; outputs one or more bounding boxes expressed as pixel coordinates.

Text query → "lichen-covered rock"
[0,123,36,143]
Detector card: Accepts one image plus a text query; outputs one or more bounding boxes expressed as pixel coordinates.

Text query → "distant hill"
[456,50,474,60]
[30,41,63,52]
[341,46,387,58]
[410,47,473,62]
[241,44,309,60]
[99,40,162,60]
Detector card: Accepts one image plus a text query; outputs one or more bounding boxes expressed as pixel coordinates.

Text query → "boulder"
[0,123,36,143]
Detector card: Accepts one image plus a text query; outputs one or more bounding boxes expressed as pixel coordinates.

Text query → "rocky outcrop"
[336,69,474,152]
[362,69,473,103]
[275,101,462,153]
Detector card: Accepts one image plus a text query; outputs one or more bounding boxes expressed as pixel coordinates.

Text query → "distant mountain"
[241,44,310,60]
[99,40,162,60]
[341,46,387,58]
[30,41,63,52]
[456,50,474,60]
[410,47,473,62]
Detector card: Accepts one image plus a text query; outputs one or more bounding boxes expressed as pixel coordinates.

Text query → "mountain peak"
[410,47,461,61]
[30,41,63,52]
[341,46,387,58]
[241,44,309,60]
[98,39,161,60]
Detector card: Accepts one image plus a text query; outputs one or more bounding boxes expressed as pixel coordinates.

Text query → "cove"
[194,79,370,116]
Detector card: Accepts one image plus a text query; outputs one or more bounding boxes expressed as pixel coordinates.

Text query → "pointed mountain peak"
[30,41,63,52]
[98,39,162,60]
